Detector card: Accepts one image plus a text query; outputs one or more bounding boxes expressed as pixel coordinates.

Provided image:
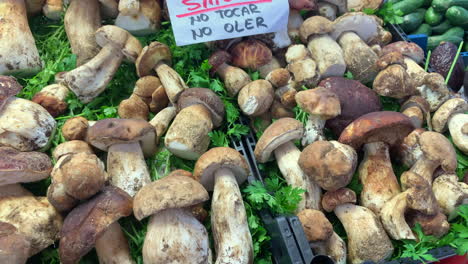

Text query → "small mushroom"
[177,88,225,128]
[400,171,439,215]
[238,80,274,117]
[432,98,468,133]
[118,94,149,120]
[433,174,468,218]
[115,0,161,36]
[322,188,394,264]
[0,97,56,152]
[339,112,414,214]
[0,147,52,186]
[255,118,322,211]
[59,186,133,264]
[43,0,64,20]
[0,0,43,76]
[286,44,320,87]
[150,85,169,114]
[400,96,431,129]
[416,73,451,111]
[133,173,211,263]
[0,76,22,111]
[230,39,273,71]
[32,83,69,117]
[448,113,468,154]
[295,87,341,146]
[136,42,188,103]
[62,116,90,141]
[406,210,450,238]
[87,118,155,196]
[194,147,253,264]
[373,63,415,99]
[0,221,31,264]
[209,50,252,97]
[133,76,161,106]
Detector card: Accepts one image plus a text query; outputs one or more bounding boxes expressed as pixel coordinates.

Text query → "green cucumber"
[392,0,425,15]
[446,6,468,27]
[425,7,444,26]
[432,0,468,12]
[400,9,426,32]
[410,23,432,36]
[427,27,465,50]
[431,20,452,34]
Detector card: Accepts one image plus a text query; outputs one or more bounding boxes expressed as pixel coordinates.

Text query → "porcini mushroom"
[295,87,341,146]
[0,221,31,264]
[448,114,468,154]
[177,88,225,128]
[133,172,211,263]
[0,0,43,76]
[285,44,320,88]
[32,83,69,117]
[87,118,156,196]
[255,118,322,211]
[0,76,22,111]
[118,94,149,120]
[115,0,161,36]
[238,80,275,117]
[231,39,273,71]
[209,50,252,96]
[62,116,90,141]
[400,96,432,129]
[43,0,64,20]
[149,106,176,143]
[432,98,468,133]
[339,111,414,214]
[132,75,162,106]
[194,147,253,264]
[433,174,468,218]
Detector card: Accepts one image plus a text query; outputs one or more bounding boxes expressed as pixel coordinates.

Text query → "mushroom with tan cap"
[432,98,468,154]
[0,97,56,152]
[238,80,275,117]
[177,87,225,128]
[133,76,165,107]
[299,16,346,78]
[0,76,22,111]
[133,172,211,263]
[373,57,415,99]
[298,209,346,264]
[65,25,143,103]
[64,0,101,66]
[0,147,52,186]
[118,94,149,120]
[285,44,320,88]
[448,114,468,155]
[59,186,134,264]
[98,0,119,19]
[400,96,432,129]
[32,83,69,117]
[433,174,468,218]
[394,128,426,168]
[0,0,43,76]
[43,0,64,20]
[115,0,161,36]
[339,111,415,214]
[255,118,322,211]
[194,147,253,264]
[62,116,90,141]
[406,209,450,238]
[209,50,252,97]
[322,188,394,264]
[0,221,31,264]
[87,118,155,196]
[295,87,341,146]
[136,42,188,103]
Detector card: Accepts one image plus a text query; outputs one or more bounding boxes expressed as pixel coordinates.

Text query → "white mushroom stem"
[358,142,401,215]
[212,168,253,264]
[215,63,251,97]
[154,63,188,103]
[380,191,416,240]
[95,222,135,264]
[302,114,326,147]
[273,141,322,211]
[65,44,124,103]
[149,106,177,140]
[310,232,346,264]
[107,142,151,197]
[307,35,346,79]
[0,0,42,76]
[448,114,468,155]
[335,204,394,264]
[432,174,468,219]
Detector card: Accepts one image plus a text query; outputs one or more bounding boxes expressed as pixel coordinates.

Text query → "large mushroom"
[87,118,156,197]
[255,118,322,211]
[432,98,468,154]
[194,147,253,264]
[0,0,43,76]
[339,111,414,214]
[115,0,161,36]
[133,172,211,263]
[432,174,468,218]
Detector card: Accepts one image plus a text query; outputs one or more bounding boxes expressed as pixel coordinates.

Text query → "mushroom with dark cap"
[194,147,253,264]
[59,186,133,264]
[0,76,22,111]
[295,87,341,146]
[133,172,211,263]
[209,50,252,96]
[65,25,142,103]
[319,77,381,136]
[299,16,346,78]
[43,0,64,20]
[400,96,432,129]
[87,118,155,196]
[322,188,394,264]
[0,0,43,76]
[238,80,275,117]
[32,83,69,117]
[0,97,56,152]
[136,42,188,104]
[406,210,450,238]
[230,39,273,71]
[255,118,322,211]
[432,174,468,218]
[115,0,161,36]
[339,111,414,214]
[177,88,225,128]
[0,221,31,264]
[0,147,52,186]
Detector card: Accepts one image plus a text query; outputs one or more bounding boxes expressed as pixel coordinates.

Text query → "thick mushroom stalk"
[209,50,251,97]
[380,191,416,240]
[432,174,468,218]
[255,118,322,211]
[238,80,274,117]
[95,222,135,264]
[0,0,42,76]
[194,148,253,264]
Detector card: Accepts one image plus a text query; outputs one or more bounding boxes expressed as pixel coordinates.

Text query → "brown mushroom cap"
[209,50,232,75]
[401,96,431,129]
[299,141,357,191]
[0,147,52,186]
[87,118,157,157]
[62,117,89,141]
[373,64,415,98]
[135,42,172,77]
[150,85,169,114]
[297,209,333,242]
[31,84,68,117]
[177,88,225,128]
[299,16,333,43]
[133,175,209,220]
[322,188,357,212]
[52,140,94,161]
[134,76,162,105]
[400,171,439,216]
[295,87,341,119]
[419,131,457,173]
[118,94,149,120]
[0,76,22,111]
[266,68,290,88]
[319,77,381,136]
[381,41,425,64]
[59,186,133,264]
[376,51,406,70]
[0,221,31,263]
[432,98,468,133]
[254,118,304,163]
[406,211,450,238]
[230,40,272,70]
[339,111,415,150]
[193,147,249,191]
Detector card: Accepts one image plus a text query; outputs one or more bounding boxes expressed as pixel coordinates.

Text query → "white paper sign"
[166,0,290,46]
